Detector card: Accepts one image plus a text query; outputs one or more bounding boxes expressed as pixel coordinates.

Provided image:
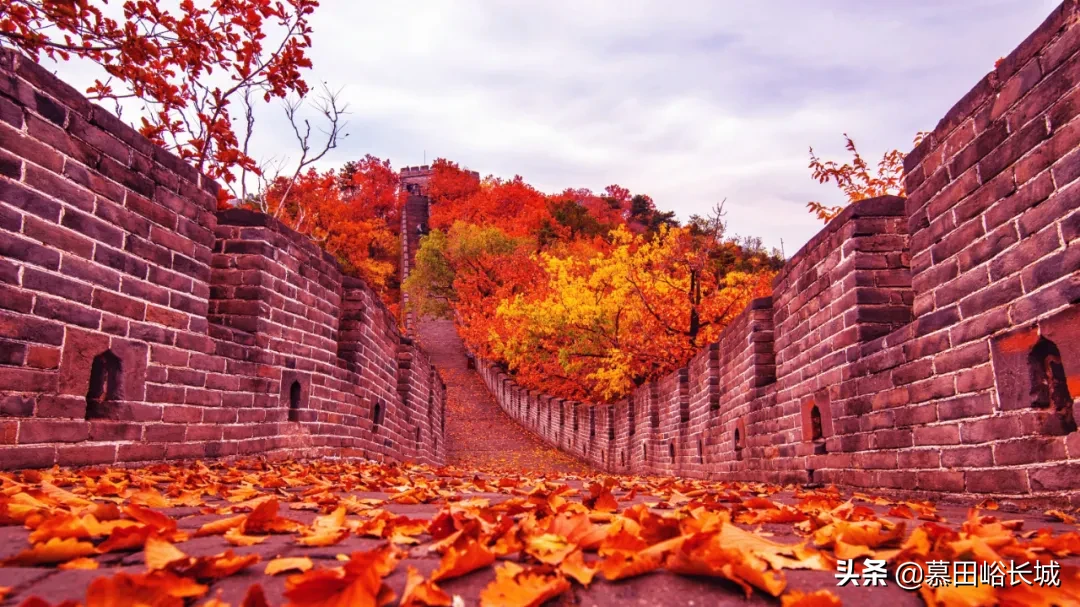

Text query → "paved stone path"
[0,459,1076,607]
[416,318,588,476]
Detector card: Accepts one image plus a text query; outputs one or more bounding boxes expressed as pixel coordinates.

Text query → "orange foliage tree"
[406,164,782,402]
[806,134,920,222]
[253,156,404,310]
[429,165,549,238]
[0,0,321,184]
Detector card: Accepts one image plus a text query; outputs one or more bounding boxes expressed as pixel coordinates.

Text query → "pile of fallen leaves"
[0,458,1077,606]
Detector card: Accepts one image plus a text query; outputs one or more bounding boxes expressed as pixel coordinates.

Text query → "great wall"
[462,3,1080,504]
[0,47,446,470]
[0,2,1079,507]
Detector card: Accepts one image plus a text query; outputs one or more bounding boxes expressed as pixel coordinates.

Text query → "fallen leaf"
[3,537,97,566]
[479,562,570,607]
[558,549,597,586]
[781,589,842,607]
[265,557,314,576]
[85,571,209,606]
[224,527,268,547]
[401,566,452,607]
[284,546,401,607]
[58,556,99,570]
[431,536,495,582]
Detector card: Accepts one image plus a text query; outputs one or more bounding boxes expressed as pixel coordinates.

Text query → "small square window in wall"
[280,370,311,424]
[86,350,122,420]
[59,330,147,420]
[991,305,1080,435]
[733,417,747,462]
[372,399,386,431]
[801,389,834,455]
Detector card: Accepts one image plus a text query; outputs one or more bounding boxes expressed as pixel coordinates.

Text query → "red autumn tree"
[427,160,552,238]
[339,154,403,227]
[806,133,926,222]
[426,159,482,207]
[0,0,320,184]
[253,158,404,311]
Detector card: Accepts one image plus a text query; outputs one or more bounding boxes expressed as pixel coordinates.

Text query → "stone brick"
[960,417,1021,444]
[0,120,62,173]
[1029,463,1080,492]
[22,267,93,304]
[965,469,1030,494]
[23,217,95,260]
[33,296,101,329]
[985,170,1054,231]
[0,310,64,345]
[35,395,85,418]
[917,471,965,492]
[0,338,27,365]
[91,288,146,321]
[18,420,87,443]
[0,395,34,417]
[908,376,956,404]
[993,437,1067,466]
[61,209,124,249]
[24,346,60,370]
[937,393,994,421]
[914,306,960,337]
[0,95,21,129]
[0,446,55,469]
[1020,244,1080,293]
[941,445,993,468]
[94,246,149,280]
[57,444,116,467]
[978,118,1049,183]
[60,255,121,290]
[958,276,1022,319]
[913,424,961,446]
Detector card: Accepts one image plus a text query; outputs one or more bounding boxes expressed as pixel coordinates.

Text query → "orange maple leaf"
[479,562,570,607]
[84,571,209,607]
[3,537,97,566]
[242,498,305,535]
[283,546,402,607]
[431,535,495,582]
[265,557,315,576]
[400,566,452,607]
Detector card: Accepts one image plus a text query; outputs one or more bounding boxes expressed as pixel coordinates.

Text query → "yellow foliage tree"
[494,226,775,401]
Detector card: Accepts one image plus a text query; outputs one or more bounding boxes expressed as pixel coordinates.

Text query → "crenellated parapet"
[472,0,1080,505]
[0,48,446,468]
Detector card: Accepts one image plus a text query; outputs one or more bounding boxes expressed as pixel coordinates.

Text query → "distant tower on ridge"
[398,163,480,334]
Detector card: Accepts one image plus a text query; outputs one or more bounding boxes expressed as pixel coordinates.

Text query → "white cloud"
[41,0,1063,254]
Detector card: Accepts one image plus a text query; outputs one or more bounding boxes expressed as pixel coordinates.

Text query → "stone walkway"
[0,459,1076,606]
[415,318,588,476]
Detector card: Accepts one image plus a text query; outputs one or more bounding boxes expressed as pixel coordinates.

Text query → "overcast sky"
[48,1,1062,255]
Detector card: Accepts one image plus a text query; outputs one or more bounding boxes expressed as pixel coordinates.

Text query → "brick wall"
[0,48,446,469]
[477,1,1080,505]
